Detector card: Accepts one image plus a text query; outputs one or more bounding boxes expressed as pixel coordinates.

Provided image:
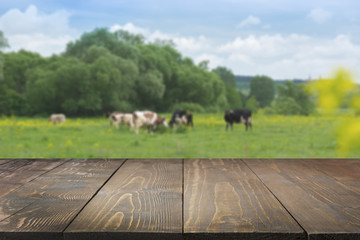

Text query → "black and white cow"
[169,109,193,127]
[224,109,252,131]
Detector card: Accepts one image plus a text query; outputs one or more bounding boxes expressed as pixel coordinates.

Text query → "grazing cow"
[169,109,194,127]
[185,113,194,127]
[49,114,66,125]
[133,110,168,134]
[107,111,119,126]
[224,109,252,131]
[109,112,134,129]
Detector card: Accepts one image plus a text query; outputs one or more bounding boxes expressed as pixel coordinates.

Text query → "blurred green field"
[0,113,359,158]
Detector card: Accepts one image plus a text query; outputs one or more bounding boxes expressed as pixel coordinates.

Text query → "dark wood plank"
[0,159,65,197]
[0,159,124,240]
[0,159,11,166]
[244,159,360,240]
[184,159,305,240]
[0,159,34,173]
[65,159,183,240]
[302,159,360,194]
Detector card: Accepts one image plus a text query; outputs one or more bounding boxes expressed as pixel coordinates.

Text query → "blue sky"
[1,0,359,81]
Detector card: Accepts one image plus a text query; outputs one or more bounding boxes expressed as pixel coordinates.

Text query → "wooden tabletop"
[0,159,359,240]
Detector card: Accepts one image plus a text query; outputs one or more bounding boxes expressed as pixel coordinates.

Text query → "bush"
[272,97,302,115]
[155,124,168,134]
[262,107,276,115]
[171,102,205,113]
[205,105,221,113]
[245,96,259,113]
[174,125,187,134]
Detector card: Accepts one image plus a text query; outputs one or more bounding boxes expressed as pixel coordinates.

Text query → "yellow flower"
[351,96,360,111]
[337,119,360,156]
[65,140,72,147]
[309,68,356,112]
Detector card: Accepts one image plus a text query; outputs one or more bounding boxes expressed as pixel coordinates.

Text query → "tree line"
[0,28,314,116]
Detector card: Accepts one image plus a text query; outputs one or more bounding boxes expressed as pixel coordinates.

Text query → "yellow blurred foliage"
[351,95,360,110]
[309,69,357,112]
[337,120,360,156]
[309,68,360,156]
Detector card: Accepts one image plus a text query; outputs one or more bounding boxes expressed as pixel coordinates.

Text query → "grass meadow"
[0,113,359,159]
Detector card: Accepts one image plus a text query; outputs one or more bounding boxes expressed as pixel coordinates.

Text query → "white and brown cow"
[49,114,66,125]
[133,110,168,134]
[109,112,134,129]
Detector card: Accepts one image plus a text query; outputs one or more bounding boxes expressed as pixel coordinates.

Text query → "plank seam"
[0,159,70,199]
[0,159,71,222]
[0,198,38,223]
[242,159,309,239]
[28,159,72,183]
[0,159,74,223]
[62,159,128,236]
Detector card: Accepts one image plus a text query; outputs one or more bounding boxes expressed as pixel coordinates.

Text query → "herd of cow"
[49,109,252,134]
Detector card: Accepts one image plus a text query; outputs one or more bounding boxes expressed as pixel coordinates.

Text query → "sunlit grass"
[0,113,359,159]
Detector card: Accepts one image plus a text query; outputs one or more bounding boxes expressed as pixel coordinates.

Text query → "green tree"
[175,63,226,108]
[274,81,315,115]
[198,60,209,71]
[0,88,30,116]
[245,96,259,113]
[0,50,44,115]
[65,28,141,63]
[65,28,119,58]
[26,67,57,114]
[0,31,9,49]
[137,44,181,111]
[113,30,145,45]
[1,27,233,116]
[136,70,165,108]
[272,96,302,115]
[0,30,9,82]
[3,50,45,93]
[249,75,275,108]
[213,66,242,109]
[213,66,236,87]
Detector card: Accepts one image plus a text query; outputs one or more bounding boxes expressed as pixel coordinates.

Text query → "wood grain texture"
[65,159,183,239]
[302,159,360,194]
[0,158,359,240]
[184,159,304,239]
[244,159,360,239]
[0,159,124,240]
[0,159,65,197]
[0,159,11,166]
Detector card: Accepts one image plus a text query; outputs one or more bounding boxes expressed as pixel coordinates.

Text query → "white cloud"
[7,33,75,57]
[110,23,212,54]
[194,54,224,69]
[110,23,360,81]
[237,15,261,28]
[172,36,212,53]
[308,8,333,24]
[219,34,360,80]
[0,5,79,56]
[2,10,359,82]
[110,23,150,36]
